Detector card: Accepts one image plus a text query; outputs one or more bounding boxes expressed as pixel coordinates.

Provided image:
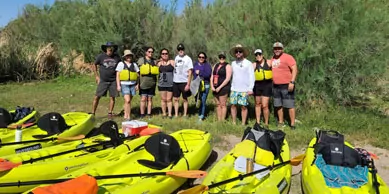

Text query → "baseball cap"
[177,43,185,51]
[254,49,263,54]
[273,42,284,48]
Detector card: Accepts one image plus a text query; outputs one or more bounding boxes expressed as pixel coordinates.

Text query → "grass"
[0,75,388,149]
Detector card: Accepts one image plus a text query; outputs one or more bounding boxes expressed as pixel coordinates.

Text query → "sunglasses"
[218,55,226,59]
[178,48,184,51]
[198,56,205,59]
[147,50,154,53]
[255,53,262,56]
[161,53,169,55]
[235,50,243,54]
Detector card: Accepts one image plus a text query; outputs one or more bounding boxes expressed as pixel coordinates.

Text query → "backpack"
[313,130,361,168]
[242,124,286,161]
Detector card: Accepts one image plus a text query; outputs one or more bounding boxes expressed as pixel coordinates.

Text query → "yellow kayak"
[0,112,95,157]
[27,129,212,194]
[0,107,39,129]
[201,127,291,194]
[301,130,389,194]
[0,123,160,193]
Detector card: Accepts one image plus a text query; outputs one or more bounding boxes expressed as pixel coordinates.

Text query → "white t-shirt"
[173,55,193,83]
[115,61,139,85]
[231,58,255,92]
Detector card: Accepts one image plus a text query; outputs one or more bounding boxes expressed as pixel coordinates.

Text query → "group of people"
[90,41,298,130]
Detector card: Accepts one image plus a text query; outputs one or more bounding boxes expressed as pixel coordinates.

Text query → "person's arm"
[92,54,101,84]
[115,62,123,91]
[210,65,216,91]
[186,58,194,86]
[289,57,298,91]
[135,63,140,90]
[247,61,255,93]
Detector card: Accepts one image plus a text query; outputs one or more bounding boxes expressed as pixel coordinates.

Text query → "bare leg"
[183,98,188,117]
[173,97,180,117]
[241,106,248,125]
[276,106,284,125]
[109,97,115,113]
[147,96,153,115]
[167,92,173,117]
[231,104,237,124]
[261,96,270,126]
[289,108,296,126]
[219,95,228,121]
[160,91,167,116]
[214,97,221,121]
[124,95,131,119]
[92,96,100,114]
[140,96,147,115]
[255,96,262,124]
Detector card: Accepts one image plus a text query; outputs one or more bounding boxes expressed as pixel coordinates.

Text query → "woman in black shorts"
[157,48,175,118]
[211,52,232,121]
[252,49,273,127]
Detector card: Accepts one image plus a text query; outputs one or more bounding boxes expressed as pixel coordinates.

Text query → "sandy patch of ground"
[191,134,389,194]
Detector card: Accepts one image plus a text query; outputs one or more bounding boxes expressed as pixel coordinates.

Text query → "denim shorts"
[121,84,136,96]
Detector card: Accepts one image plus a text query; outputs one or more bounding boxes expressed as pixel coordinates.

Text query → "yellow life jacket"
[119,62,138,81]
[200,80,205,92]
[232,140,274,166]
[139,58,159,75]
[254,61,272,81]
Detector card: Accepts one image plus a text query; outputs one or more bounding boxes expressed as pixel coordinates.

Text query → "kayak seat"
[33,112,71,138]
[99,120,123,147]
[0,107,12,128]
[138,132,183,170]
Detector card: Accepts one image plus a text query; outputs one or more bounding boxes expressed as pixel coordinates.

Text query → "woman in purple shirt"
[193,52,212,121]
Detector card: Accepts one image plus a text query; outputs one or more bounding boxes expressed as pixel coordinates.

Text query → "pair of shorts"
[158,86,173,92]
[213,86,230,97]
[139,86,156,97]
[273,84,295,108]
[96,81,117,97]
[230,91,249,106]
[253,81,272,97]
[121,84,136,96]
[173,82,191,99]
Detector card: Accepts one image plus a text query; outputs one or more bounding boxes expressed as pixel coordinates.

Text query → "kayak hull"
[201,138,292,194]
[27,129,212,194]
[0,135,150,193]
[301,138,389,194]
[0,112,95,157]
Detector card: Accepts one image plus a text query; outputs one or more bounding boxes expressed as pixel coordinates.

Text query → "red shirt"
[270,53,296,84]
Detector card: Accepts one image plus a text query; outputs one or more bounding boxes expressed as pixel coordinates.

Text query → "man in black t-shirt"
[91,42,121,117]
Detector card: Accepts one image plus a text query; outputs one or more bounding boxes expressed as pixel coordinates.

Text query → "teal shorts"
[230,91,249,106]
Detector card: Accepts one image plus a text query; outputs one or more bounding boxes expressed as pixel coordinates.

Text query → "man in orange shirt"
[270,42,298,130]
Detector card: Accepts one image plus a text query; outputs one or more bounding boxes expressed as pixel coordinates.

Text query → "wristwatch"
[290,81,295,84]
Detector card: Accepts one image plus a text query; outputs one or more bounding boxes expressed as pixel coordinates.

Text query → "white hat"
[254,49,263,54]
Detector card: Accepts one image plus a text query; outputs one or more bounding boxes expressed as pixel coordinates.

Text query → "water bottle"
[15,125,22,142]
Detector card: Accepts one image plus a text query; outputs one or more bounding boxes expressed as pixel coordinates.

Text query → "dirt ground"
[193,134,389,194]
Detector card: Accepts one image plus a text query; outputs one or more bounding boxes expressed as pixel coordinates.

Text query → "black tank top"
[213,63,230,88]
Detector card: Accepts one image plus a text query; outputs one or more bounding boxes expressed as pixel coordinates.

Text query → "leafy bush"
[0,0,388,106]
